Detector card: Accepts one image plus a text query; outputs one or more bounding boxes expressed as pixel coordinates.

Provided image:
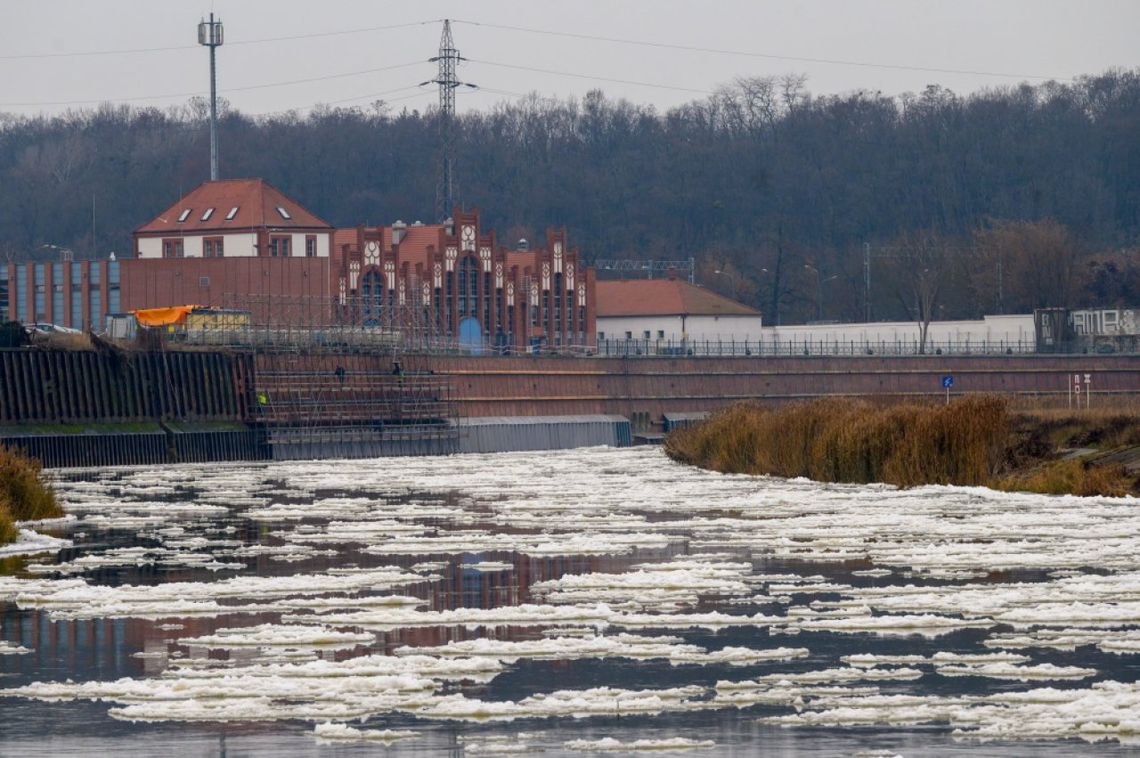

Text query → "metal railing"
[595,336,1038,358]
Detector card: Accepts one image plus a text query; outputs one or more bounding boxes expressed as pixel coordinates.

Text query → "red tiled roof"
[135,178,333,234]
[394,225,442,269]
[595,279,761,317]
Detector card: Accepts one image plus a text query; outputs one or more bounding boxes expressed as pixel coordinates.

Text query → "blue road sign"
[942,375,954,389]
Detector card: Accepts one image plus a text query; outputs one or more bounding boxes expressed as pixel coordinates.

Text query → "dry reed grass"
[666,395,1140,496]
[0,446,62,544]
[666,396,1010,488]
[992,458,1132,498]
[31,331,94,351]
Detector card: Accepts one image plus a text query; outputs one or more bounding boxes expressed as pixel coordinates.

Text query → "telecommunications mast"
[198,13,224,181]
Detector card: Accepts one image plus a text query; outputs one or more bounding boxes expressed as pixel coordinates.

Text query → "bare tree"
[892,230,950,354]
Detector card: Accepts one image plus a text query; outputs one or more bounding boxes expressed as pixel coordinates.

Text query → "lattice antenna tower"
[427,20,476,221]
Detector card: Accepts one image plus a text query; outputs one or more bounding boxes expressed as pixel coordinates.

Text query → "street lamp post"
[804,264,839,322]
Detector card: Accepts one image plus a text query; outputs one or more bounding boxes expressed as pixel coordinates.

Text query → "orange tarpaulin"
[131,305,205,327]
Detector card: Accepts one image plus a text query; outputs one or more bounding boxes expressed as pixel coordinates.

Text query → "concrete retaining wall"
[457,415,632,454]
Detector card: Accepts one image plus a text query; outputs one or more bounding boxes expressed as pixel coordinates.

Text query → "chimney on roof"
[392,220,407,245]
[516,238,529,252]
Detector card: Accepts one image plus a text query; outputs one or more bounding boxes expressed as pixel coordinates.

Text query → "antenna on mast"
[425,20,476,221]
[198,13,224,181]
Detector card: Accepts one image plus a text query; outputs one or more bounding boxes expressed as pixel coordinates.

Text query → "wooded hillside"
[2,68,1137,323]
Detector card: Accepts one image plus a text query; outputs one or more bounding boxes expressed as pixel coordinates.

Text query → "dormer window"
[225,206,239,220]
[177,209,192,223]
[276,206,292,220]
[200,207,214,222]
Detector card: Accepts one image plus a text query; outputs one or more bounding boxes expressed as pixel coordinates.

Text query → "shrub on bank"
[664,396,1009,488]
[0,446,62,543]
[991,458,1132,498]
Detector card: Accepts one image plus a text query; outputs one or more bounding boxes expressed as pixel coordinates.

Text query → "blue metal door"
[459,317,483,354]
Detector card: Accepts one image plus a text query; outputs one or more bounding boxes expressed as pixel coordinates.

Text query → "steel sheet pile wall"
[0,349,261,467]
[0,349,251,423]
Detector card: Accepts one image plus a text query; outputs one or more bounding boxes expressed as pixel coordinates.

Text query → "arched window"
[361,270,383,322]
[458,256,478,317]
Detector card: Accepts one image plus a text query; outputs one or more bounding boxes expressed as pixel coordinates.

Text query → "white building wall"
[761,314,1035,351]
[282,232,331,258]
[137,233,260,259]
[137,237,162,258]
[598,314,764,342]
[598,313,1036,354]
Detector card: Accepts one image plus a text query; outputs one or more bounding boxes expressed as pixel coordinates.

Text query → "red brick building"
[2,179,596,352]
[333,210,595,351]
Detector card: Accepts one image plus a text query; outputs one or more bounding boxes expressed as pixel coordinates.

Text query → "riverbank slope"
[664,397,1140,497]
[0,446,63,543]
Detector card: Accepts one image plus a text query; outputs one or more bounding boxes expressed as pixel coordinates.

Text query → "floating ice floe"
[763,680,1140,745]
[412,685,710,722]
[394,633,808,668]
[0,640,31,655]
[0,529,71,558]
[311,723,417,743]
[178,623,375,650]
[462,561,514,572]
[780,613,996,637]
[562,737,716,752]
[1,565,426,620]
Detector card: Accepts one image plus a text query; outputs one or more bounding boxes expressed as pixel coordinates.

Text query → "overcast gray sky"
[2,0,1137,118]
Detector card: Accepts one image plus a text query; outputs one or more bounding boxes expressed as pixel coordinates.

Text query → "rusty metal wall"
[0,349,253,424]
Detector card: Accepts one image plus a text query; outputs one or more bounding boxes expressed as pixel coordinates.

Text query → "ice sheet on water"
[18,447,1140,743]
[393,633,807,667]
[562,737,716,752]
[934,662,1096,681]
[3,565,425,619]
[178,623,374,650]
[0,529,70,557]
[311,723,418,743]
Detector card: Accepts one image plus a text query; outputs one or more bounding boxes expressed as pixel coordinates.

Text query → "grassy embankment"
[0,446,63,543]
[664,396,1140,497]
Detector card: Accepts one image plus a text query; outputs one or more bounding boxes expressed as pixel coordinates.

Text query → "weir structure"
[2,326,1139,466]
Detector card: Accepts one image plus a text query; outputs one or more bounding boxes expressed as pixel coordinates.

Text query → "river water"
[2,446,1139,756]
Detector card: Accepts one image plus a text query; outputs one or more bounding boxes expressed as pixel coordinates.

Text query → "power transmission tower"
[198,14,224,181]
[427,20,475,221]
[593,258,696,284]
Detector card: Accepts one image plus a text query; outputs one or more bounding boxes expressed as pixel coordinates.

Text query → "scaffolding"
[216,294,462,458]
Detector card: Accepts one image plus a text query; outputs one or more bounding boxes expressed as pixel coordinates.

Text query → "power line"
[0,20,441,61]
[0,61,426,108]
[469,59,714,95]
[454,19,1067,82]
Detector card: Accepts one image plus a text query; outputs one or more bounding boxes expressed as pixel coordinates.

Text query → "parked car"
[29,322,83,336]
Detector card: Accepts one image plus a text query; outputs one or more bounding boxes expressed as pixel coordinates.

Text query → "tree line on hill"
[1,67,1137,324]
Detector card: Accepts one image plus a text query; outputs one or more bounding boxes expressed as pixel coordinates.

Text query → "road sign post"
[941,375,953,405]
